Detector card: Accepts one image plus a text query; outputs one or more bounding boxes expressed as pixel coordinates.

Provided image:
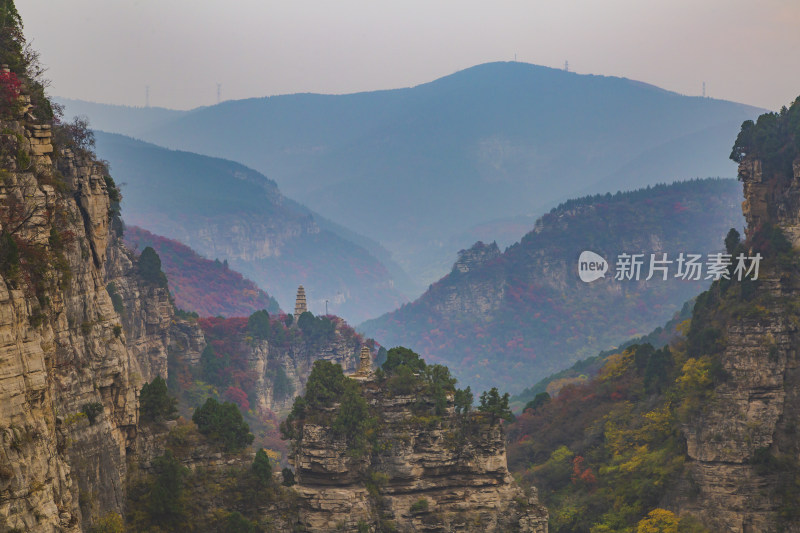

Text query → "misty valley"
[2,1,800,532]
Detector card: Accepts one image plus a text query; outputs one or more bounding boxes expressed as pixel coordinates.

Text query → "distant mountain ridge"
[94,131,406,324]
[59,62,764,293]
[360,178,744,393]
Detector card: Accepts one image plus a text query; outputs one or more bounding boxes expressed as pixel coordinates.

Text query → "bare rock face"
[0,105,175,529]
[675,154,800,531]
[289,382,548,532]
[220,319,361,416]
[105,242,174,383]
[740,156,800,245]
[453,241,501,274]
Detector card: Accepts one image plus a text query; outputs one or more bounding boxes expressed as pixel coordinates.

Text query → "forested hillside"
[124,226,281,317]
[362,178,743,393]
[61,63,761,291]
[93,131,405,323]
[506,97,800,532]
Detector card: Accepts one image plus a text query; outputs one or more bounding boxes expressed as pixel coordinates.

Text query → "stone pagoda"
[350,346,374,381]
[294,285,308,317]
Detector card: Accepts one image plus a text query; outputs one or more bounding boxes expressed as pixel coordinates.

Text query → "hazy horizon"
[17,0,800,112]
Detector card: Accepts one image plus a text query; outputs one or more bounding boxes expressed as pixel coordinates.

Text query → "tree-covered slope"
[94,131,406,324]
[361,178,743,393]
[61,62,762,292]
[506,96,800,533]
[124,226,280,317]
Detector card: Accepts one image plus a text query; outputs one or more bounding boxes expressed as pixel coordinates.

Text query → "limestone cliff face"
[740,156,800,245]
[177,318,362,416]
[0,95,175,530]
[289,380,548,532]
[105,242,173,383]
[676,153,800,531]
[248,336,358,415]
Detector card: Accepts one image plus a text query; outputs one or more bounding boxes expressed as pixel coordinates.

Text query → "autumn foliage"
[125,226,280,318]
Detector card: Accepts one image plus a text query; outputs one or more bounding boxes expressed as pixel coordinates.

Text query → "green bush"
[106,283,125,315]
[87,512,125,533]
[139,376,178,423]
[144,451,188,529]
[333,380,372,452]
[410,498,429,513]
[219,511,256,533]
[271,366,294,401]
[0,231,20,281]
[382,346,426,375]
[478,387,512,423]
[281,467,295,486]
[138,246,168,287]
[81,402,103,425]
[304,360,347,408]
[251,448,272,488]
[192,397,254,451]
[247,309,270,338]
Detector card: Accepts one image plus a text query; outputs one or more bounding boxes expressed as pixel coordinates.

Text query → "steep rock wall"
[676,153,800,531]
[289,379,548,532]
[0,96,175,530]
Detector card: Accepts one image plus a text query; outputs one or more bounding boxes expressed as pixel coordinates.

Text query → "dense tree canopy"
[138,246,168,287]
[139,376,178,423]
[730,96,800,176]
[192,397,254,451]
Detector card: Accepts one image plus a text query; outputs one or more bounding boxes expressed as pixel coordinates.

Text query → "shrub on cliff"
[478,387,512,423]
[129,451,188,530]
[297,311,336,346]
[192,397,254,452]
[139,376,178,423]
[247,309,271,338]
[251,448,273,488]
[304,359,347,408]
[0,231,19,282]
[730,95,800,175]
[138,246,168,287]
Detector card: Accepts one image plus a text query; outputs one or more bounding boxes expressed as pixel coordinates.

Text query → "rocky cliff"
[188,314,363,417]
[286,366,548,532]
[0,61,184,529]
[675,103,800,531]
[362,178,744,393]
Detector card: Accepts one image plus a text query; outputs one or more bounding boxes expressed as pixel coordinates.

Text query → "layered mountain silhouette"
[360,178,744,393]
[95,132,405,323]
[61,62,762,294]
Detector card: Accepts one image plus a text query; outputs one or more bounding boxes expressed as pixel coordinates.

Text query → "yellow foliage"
[676,319,692,337]
[549,445,574,464]
[676,357,711,392]
[636,508,679,533]
[599,348,634,382]
[264,448,281,462]
[88,512,125,533]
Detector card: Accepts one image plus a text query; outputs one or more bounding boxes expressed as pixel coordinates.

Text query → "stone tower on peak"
[294,285,307,317]
[350,346,373,380]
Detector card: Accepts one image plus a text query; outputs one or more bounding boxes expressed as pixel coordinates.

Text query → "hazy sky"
[17,0,800,111]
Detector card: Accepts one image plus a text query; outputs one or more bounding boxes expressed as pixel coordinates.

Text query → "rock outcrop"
[674,115,800,530]
[0,80,178,530]
[288,377,548,532]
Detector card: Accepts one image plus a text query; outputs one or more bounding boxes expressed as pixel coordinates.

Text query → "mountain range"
[60,62,763,293]
[360,178,744,393]
[94,131,405,323]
